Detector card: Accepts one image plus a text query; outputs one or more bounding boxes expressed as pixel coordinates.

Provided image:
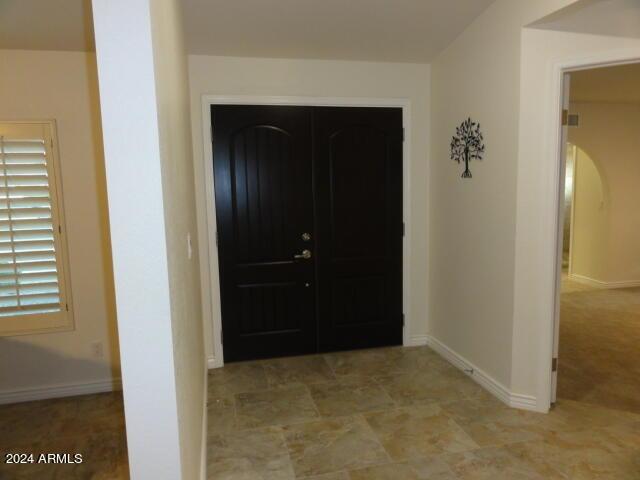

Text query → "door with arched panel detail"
[212,105,403,362]
[314,107,404,352]
[212,106,316,362]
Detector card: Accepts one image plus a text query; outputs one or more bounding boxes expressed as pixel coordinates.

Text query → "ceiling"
[533,0,640,39]
[181,0,495,63]
[570,63,640,103]
[0,0,495,63]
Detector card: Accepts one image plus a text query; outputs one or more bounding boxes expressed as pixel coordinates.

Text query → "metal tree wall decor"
[450,118,485,178]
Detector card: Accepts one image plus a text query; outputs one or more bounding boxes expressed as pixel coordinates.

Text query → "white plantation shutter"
[0,122,71,333]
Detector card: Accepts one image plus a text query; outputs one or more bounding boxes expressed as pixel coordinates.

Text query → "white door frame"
[551,72,571,403]
[544,52,640,408]
[200,95,413,368]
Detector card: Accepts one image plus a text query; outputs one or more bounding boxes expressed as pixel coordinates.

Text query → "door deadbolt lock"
[294,249,312,260]
[301,232,312,242]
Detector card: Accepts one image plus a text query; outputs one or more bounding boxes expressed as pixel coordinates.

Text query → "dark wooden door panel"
[212,105,316,362]
[213,105,403,362]
[230,125,301,265]
[236,280,310,334]
[331,275,387,326]
[314,107,403,352]
[329,125,388,259]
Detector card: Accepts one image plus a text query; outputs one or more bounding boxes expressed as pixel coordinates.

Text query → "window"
[0,121,73,335]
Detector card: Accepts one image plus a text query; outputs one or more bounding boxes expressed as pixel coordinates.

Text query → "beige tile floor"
[2,298,640,479]
[205,347,640,479]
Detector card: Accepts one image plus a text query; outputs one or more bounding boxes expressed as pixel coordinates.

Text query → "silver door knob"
[301,232,312,242]
[294,249,312,260]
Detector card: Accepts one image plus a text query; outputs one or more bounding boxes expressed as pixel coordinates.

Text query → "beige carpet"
[558,275,640,414]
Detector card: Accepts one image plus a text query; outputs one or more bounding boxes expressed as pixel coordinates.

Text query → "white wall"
[428,0,640,411]
[429,0,581,402]
[0,49,119,400]
[149,1,206,479]
[188,55,431,364]
[568,102,640,284]
[92,0,205,477]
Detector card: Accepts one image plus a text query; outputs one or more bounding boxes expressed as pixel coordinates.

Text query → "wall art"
[450,118,485,178]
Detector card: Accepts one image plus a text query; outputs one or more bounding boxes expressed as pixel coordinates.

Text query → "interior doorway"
[212,105,404,362]
[552,63,640,412]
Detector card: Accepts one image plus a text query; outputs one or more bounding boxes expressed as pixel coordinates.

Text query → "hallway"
[558,276,640,414]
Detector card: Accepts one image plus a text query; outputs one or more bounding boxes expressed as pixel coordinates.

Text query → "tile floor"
[1,344,639,478]
[205,347,640,479]
[0,392,128,479]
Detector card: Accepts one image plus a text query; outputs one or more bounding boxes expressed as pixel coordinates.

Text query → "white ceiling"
[0,0,495,63]
[570,63,640,103]
[533,0,640,39]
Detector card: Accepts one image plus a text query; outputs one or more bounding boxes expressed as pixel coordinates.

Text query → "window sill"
[0,310,75,337]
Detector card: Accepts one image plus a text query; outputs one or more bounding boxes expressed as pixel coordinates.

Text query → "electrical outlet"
[90,341,104,358]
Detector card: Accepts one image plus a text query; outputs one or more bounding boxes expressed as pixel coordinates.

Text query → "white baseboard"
[200,359,209,480]
[425,335,538,412]
[0,378,122,405]
[509,392,538,410]
[207,355,222,369]
[569,273,640,289]
[405,334,429,347]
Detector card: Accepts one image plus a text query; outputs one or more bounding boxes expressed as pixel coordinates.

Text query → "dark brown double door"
[212,105,403,362]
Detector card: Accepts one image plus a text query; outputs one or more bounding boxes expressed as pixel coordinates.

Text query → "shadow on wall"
[0,338,117,405]
[85,52,120,377]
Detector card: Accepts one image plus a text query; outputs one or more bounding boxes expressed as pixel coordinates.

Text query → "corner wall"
[428,0,592,410]
[150,1,206,478]
[92,0,205,477]
[0,49,119,402]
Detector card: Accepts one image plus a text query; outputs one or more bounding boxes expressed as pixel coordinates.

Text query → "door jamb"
[544,53,640,410]
[201,95,412,368]
[567,143,577,276]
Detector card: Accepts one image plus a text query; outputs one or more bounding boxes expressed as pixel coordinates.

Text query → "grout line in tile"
[355,413,394,464]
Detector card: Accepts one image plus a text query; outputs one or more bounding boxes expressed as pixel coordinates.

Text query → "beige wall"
[150,1,206,478]
[188,55,431,362]
[568,102,640,284]
[569,145,607,279]
[428,0,640,411]
[429,0,579,395]
[0,49,119,397]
